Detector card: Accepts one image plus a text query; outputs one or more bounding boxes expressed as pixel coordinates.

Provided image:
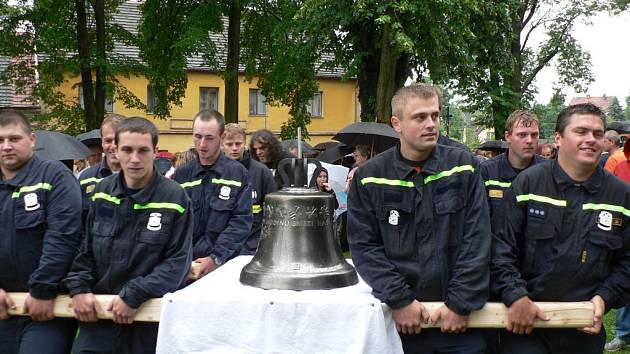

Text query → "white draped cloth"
[156,256,403,354]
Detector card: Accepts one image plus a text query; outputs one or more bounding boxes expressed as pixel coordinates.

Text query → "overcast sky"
[533,11,630,107]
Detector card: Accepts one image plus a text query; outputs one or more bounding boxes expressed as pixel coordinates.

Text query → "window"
[199,87,219,111]
[306,92,323,117]
[79,86,114,112]
[249,89,267,115]
[147,86,157,113]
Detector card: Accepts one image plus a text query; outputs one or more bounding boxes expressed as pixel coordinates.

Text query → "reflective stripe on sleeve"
[583,203,630,217]
[80,177,103,186]
[134,202,186,214]
[11,183,53,198]
[424,165,474,184]
[180,179,203,188]
[211,178,242,187]
[515,193,567,207]
[484,180,511,188]
[360,177,415,187]
[92,192,121,205]
[252,204,262,214]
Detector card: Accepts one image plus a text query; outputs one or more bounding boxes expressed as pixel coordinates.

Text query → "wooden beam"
[6,293,593,327]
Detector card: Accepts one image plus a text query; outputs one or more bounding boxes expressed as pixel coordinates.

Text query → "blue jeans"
[616,306,630,339]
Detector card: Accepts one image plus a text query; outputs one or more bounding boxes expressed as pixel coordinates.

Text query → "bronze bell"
[240,157,358,290]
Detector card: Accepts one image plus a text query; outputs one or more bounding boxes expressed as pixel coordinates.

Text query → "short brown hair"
[193,109,225,135]
[391,83,443,119]
[556,103,606,135]
[100,113,126,134]
[115,116,159,148]
[0,110,32,134]
[224,123,246,140]
[505,110,539,133]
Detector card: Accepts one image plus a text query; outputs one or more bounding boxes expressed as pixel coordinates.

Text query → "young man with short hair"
[65,117,193,354]
[480,110,545,233]
[78,114,126,220]
[491,103,630,353]
[174,110,252,278]
[0,111,82,354]
[348,83,491,353]
[222,123,276,254]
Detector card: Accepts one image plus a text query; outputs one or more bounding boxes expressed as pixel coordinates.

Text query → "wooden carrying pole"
[6,293,593,328]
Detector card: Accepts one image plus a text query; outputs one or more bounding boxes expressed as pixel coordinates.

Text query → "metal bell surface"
[240,187,358,290]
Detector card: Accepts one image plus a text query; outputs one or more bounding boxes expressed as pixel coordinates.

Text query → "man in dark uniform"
[480,110,545,233]
[491,103,630,353]
[174,110,252,279]
[347,84,491,353]
[0,111,81,354]
[78,114,126,220]
[64,117,193,354]
[222,123,276,255]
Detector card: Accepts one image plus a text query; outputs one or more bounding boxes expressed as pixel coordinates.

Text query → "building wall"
[59,72,358,153]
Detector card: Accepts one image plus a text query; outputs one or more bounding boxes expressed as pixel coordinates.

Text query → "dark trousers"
[73,321,159,354]
[499,328,606,354]
[400,329,487,354]
[0,317,76,354]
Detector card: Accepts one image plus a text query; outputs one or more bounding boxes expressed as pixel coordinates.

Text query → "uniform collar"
[191,151,227,177]
[1,154,41,186]
[240,150,252,169]
[393,144,441,180]
[551,159,603,194]
[498,151,543,180]
[98,157,113,177]
[110,167,160,204]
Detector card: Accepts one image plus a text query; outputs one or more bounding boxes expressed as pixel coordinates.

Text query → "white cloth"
[156,256,402,354]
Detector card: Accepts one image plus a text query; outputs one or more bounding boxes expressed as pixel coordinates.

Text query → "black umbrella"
[477,140,508,152]
[313,141,340,151]
[34,130,93,161]
[76,129,101,147]
[281,139,316,155]
[318,144,353,164]
[332,122,399,154]
[608,121,630,134]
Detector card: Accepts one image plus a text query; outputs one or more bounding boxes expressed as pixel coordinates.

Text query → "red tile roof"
[568,96,616,111]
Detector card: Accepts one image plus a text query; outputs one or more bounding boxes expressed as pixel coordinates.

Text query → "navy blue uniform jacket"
[347,144,491,315]
[64,170,193,309]
[0,155,81,299]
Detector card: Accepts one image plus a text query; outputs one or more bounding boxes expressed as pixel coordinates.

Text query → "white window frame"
[306,91,323,117]
[249,89,267,115]
[199,87,219,111]
[79,86,114,112]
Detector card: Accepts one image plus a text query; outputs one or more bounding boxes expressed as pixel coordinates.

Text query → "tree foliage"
[0,0,144,134]
[137,0,222,119]
[624,95,630,120]
[608,96,624,122]
[532,88,566,138]
[455,0,602,138]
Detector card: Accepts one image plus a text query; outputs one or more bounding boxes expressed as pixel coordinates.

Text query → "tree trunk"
[224,0,241,124]
[75,0,96,130]
[375,19,396,124]
[94,0,106,128]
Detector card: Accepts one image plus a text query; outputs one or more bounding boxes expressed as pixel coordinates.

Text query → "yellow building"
[57,2,359,153]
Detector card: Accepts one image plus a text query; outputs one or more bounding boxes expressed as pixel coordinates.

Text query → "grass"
[605,309,630,354]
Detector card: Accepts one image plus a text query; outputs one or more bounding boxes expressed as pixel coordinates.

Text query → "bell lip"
[239,267,359,291]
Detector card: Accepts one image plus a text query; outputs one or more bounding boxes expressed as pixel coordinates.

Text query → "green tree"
[608,96,624,122]
[532,89,566,139]
[624,95,630,120]
[455,0,602,139]
[137,0,222,119]
[0,0,144,133]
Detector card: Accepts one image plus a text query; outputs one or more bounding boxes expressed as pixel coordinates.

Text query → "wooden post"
[6,293,593,327]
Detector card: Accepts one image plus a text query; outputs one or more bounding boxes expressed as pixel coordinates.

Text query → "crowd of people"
[1,82,630,354]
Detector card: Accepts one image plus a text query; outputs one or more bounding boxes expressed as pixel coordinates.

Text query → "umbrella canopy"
[76,129,101,147]
[317,144,353,164]
[313,141,340,151]
[608,121,630,134]
[34,130,93,161]
[477,140,508,152]
[332,122,399,154]
[281,139,316,155]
